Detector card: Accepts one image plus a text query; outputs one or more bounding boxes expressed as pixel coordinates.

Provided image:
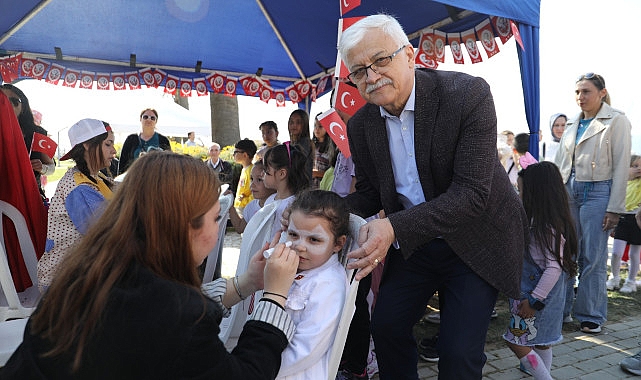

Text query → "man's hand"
[346,218,395,280]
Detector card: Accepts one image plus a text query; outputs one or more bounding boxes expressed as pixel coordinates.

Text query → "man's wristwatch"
[525,293,545,311]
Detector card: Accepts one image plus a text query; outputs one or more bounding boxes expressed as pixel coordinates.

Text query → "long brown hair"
[31,152,221,370]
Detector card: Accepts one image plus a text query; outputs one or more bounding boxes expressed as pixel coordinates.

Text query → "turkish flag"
[333,81,366,117]
[335,17,364,81]
[30,132,57,158]
[340,0,361,16]
[0,92,47,292]
[318,108,351,158]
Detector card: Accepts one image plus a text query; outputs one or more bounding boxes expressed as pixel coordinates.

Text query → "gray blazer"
[345,68,527,299]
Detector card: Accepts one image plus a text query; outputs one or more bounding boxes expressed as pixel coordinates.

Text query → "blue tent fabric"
[516,24,541,160]
[0,0,540,138]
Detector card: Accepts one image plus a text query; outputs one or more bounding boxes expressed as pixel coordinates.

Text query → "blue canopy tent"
[0,0,541,156]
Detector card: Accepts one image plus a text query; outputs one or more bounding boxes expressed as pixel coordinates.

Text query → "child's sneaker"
[620,279,637,293]
[606,276,621,290]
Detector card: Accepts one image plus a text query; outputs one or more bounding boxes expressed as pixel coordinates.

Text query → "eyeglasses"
[347,45,407,83]
[141,114,157,121]
[8,97,21,107]
[233,150,245,155]
[577,72,605,88]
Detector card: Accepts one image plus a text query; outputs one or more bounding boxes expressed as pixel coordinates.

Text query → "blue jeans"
[371,239,497,380]
[563,174,611,325]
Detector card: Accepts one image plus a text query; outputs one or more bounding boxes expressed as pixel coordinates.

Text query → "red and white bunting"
[96,73,111,90]
[247,78,261,96]
[476,19,499,58]
[274,90,286,107]
[139,67,155,88]
[45,63,64,85]
[194,77,208,96]
[20,57,38,77]
[415,51,438,69]
[164,74,178,95]
[179,78,192,97]
[316,74,332,95]
[310,84,318,102]
[154,69,167,88]
[206,72,226,93]
[510,20,525,51]
[225,76,238,97]
[447,33,465,64]
[433,30,446,63]
[31,59,49,80]
[239,75,252,94]
[462,28,482,64]
[80,71,95,89]
[0,54,20,82]
[418,29,435,61]
[286,84,300,104]
[62,69,80,88]
[259,84,274,103]
[492,16,513,44]
[295,80,312,98]
[126,71,141,89]
[112,73,126,90]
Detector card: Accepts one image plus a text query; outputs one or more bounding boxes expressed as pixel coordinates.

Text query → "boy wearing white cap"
[37,119,117,290]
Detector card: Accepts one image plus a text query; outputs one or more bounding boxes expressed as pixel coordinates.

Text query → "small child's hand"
[516,299,535,319]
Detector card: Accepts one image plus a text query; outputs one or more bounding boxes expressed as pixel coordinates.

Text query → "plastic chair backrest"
[327,213,366,380]
[202,193,234,283]
[218,200,280,350]
[0,317,28,366]
[0,200,41,322]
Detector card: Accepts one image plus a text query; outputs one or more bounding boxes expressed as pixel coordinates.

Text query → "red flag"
[179,78,193,97]
[112,73,126,90]
[62,69,80,88]
[335,17,365,81]
[31,60,49,80]
[476,19,500,58]
[333,81,366,117]
[194,77,209,96]
[318,108,351,158]
[274,90,286,107]
[259,85,273,103]
[340,0,360,16]
[224,76,238,97]
[462,28,482,64]
[0,92,47,292]
[492,16,513,44]
[286,84,300,104]
[80,71,95,89]
[433,30,446,63]
[96,73,111,90]
[30,132,57,158]
[0,54,20,82]
[415,51,438,69]
[44,63,64,85]
[448,33,465,64]
[510,20,524,51]
[206,72,226,93]
[20,57,38,77]
[295,80,312,98]
[154,69,167,88]
[126,71,141,90]
[164,75,179,95]
[139,68,155,88]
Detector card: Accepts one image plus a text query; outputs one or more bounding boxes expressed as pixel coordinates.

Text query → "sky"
[12,0,641,151]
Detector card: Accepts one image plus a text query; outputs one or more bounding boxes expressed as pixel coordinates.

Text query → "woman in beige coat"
[554,73,631,334]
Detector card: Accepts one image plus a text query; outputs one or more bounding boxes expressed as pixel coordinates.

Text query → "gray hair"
[338,14,410,68]
[209,142,221,150]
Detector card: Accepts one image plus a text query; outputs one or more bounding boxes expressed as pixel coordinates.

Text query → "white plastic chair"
[0,317,28,366]
[0,200,42,322]
[327,213,366,380]
[219,200,280,350]
[202,193,234,283]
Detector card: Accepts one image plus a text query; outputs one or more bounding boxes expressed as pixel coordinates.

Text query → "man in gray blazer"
[339,14,528,379]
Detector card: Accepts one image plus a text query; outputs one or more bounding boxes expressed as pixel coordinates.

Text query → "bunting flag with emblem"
[510,20,525,50]
[333,80,366,117]
[80,71,95,89]
[194,77,208,96]
[139,67,155,88]
[492,16,513,44]
[448,33,465,64]
[164,74,178,95]
[30,132,57,158]
[153,69,167,88]
[433,30,447,63]
[206,72,226,93]
[224,76,238,97]
[462,28,482,63]
[20,57,38,77]
[259,84,273,103]
[0,54,20,82]
[296,80,312,98]
[286,84,300,104]
[62,69,80,87]
[318,108,351,158]
[340,0,360,16]
[274,90,286,107]
[112,73,126,90]
[476,19,500,58]
[96,73,111,90]
[44,63,64,84]
[179,78,192,97]
[126,71,141,89]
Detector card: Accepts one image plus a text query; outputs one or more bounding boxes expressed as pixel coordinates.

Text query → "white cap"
[60,118,111,160]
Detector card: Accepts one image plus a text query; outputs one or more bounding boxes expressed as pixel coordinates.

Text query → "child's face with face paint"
[286,210,345,272]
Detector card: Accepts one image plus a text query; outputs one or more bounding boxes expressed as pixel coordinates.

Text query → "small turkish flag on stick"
[318,108,351,158]
[30,132,57,158]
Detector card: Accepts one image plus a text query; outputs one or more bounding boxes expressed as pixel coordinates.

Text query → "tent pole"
[0,0,53,45]
[255,0,306,81]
